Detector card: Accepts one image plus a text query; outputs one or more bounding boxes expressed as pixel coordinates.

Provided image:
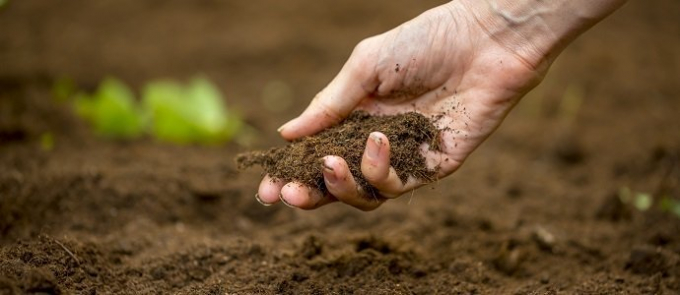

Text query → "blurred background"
[1,0,678,146]
[1,0,451,144]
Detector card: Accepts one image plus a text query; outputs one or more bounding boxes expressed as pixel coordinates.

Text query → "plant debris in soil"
[236,111,441,196]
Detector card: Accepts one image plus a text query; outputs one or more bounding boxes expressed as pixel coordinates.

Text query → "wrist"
[453,0,626,70]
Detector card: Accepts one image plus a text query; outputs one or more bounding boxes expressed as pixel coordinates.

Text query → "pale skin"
[256,0,628,211]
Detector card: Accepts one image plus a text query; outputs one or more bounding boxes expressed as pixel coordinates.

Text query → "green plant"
[619,186,680,218]
[143,77,242,144]
[659,196,680,218]
[52,76,77,102]
[74,77,145,139]
[60,76,244,145]
[619,186,652,211]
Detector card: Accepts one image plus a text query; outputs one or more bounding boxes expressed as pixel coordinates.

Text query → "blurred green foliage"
[619,186,680,218]
[61,76,243,145]
[0,0,8,9]
[659,196,680,218]
[143,77,242,144]
[52,76,77,102]
[74,77,145,139]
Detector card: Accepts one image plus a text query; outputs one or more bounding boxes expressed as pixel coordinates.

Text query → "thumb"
[278,54,376,141]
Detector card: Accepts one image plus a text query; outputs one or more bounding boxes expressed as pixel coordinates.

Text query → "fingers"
[279,182,337,210]
[254,155,387,211]
[361,132,423,198]
[258,175,336,209]
[257,132,430,210]
[320,131,426,210]
[277,75,366,140]
[257,175,284,205]
[322,156,385,211]
[278,42,377,140]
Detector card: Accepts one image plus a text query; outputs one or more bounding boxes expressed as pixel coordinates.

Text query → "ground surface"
[1,0,680,294]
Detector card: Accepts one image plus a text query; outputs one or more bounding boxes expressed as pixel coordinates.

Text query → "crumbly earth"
[236,111,440,196]
[1,0,680,294]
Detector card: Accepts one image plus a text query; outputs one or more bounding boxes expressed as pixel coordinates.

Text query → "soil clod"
[236,111,441,196]
[625,246,674,275]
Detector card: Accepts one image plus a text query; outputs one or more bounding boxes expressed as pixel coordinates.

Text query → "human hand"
[255,0,623,210]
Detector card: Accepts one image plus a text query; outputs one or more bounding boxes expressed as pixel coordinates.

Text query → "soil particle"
[0,236,107,295]
[236,111,440,196]
[493,240,524,275]
[551,133,586,166]
[625,245,678,276]
[532,226,558,253]
[596,192,633,221]
[176,283,226,295]
[298,235,323,260]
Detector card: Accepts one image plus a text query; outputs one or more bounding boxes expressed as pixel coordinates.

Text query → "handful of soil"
[236,111,440,196]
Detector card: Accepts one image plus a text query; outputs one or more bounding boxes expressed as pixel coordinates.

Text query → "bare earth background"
[1,0,679,294]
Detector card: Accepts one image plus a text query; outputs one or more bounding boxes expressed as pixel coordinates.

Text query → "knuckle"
[314,99,344,123]
[353,37,375,53]
[362,166,388,184]
[349,38,377,68]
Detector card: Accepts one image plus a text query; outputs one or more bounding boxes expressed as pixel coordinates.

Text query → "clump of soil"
[236,111,440,195]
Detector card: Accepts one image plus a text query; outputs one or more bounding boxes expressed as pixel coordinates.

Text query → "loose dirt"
[1,0,680,294]
[236,111,439,195]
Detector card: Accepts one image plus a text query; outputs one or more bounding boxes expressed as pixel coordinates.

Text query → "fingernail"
[255,193,272,207]
[321,158,337,185]
[367,133,382,160]
[277,120,292,133]
[279,193,296,208]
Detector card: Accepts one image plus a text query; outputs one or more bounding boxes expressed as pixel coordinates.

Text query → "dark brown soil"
[2,0,680,294]
[236,111,439,195]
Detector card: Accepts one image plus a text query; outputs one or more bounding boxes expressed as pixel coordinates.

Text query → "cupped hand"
[256,1,547,210]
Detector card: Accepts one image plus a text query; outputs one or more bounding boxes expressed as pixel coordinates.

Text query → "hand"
[255,1,562,210]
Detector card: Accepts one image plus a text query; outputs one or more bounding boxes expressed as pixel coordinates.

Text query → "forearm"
[456,0,627,70]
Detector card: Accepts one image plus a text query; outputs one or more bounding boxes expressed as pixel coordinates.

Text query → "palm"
[348,5,542,177]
